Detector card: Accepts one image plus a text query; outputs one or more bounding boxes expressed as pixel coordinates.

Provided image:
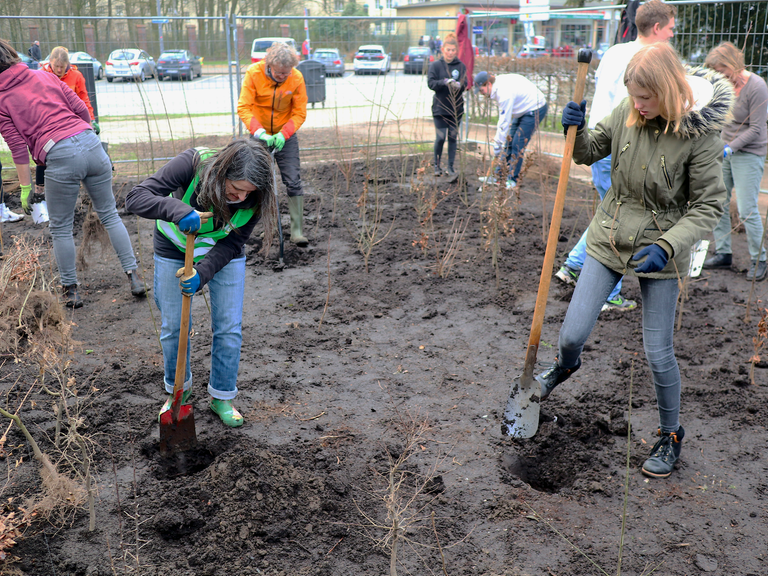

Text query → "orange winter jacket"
[41,63,95,121]
[237,60,307,139]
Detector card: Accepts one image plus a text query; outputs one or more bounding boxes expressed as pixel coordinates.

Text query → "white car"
[353,45,391,75]
[105,48,156,82]
[251,37,297,63]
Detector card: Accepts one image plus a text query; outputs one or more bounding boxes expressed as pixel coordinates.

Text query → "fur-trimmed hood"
[678,65,735,139]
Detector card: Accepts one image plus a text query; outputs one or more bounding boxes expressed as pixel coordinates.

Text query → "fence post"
[227,14,238,138]
[136,24,148,52]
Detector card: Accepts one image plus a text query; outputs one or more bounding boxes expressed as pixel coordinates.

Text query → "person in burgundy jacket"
[0,38,146,308]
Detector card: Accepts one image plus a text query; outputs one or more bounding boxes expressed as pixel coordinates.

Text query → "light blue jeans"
[504,103,548,182]
[564,155,622,301]
[154,254,246,400]
[44,131,138,286]
[557,255,681,433]
[712,151,767,262]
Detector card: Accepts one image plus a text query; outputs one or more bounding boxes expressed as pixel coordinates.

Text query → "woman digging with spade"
[535,43,733,478]
[126,139,276,427]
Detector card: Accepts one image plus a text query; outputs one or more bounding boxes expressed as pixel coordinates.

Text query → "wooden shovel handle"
[522,49,593,379]
[171,233,196,421]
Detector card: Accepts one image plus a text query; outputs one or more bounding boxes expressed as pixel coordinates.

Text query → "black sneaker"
[747,260,768,282]
[434,166,443,177]
[536,356,581,400]
[62,284,83,309]
[702,253,732,269]
[446,166,457,176]
[641,426,684,478]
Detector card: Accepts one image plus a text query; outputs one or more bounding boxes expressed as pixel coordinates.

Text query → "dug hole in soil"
[1,143,768,576]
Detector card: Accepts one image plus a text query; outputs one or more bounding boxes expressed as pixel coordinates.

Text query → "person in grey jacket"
[702,42,768,281]
[535,43,734,479]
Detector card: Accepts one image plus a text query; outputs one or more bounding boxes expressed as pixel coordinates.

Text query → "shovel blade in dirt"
[159,402,197,457]
[501,348,540,438]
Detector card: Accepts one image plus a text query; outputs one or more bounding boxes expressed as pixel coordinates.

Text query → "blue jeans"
[154,254,246,400]
[564,155,622,301]
[557,255,681,432]
[712,151,767,262]
[44,131,137,286]
[504,103,548,182]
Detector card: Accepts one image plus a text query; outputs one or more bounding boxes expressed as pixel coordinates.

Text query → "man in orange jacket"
[237,42,309,246]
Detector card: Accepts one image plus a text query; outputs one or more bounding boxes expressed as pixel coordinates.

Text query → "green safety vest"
[156,148,257,263]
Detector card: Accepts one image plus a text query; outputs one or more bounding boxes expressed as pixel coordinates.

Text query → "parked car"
[403,46,433,74]
[251,37,296,63]
[157,49,202,81]
[551,45,575,59]
[517,44,551,58]
[105,48,156,82]
[15,50,36,69]
[311,48,345,77]
[353,44,391,75]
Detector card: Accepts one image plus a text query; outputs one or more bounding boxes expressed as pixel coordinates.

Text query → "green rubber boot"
[287,196,308,247]
[209,398,244,428]
[158,388,192,422]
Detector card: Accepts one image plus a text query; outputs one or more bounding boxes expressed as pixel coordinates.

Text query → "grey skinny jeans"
[557,255,681,433]
[44,131,137,286]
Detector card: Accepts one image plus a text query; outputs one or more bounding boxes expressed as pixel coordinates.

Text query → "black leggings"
[433,116,460,169]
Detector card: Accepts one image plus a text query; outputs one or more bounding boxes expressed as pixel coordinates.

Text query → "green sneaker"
[158,389,192,422]
[601,294,637,312]
[209,398,244,428]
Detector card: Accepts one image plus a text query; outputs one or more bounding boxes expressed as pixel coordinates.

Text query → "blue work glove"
[177,211,201,233]
[724,145,733,159]
[91,120,100,135]
[562,100,587,134]
[632,244,669,274]
[20,184,32,215]
[176,267,201,295]
[272,132,286,152]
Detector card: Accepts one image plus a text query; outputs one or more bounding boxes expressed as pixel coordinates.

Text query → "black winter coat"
[427,57,467,124]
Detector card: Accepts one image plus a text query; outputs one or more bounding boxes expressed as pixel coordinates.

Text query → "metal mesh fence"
[0,2,766,172]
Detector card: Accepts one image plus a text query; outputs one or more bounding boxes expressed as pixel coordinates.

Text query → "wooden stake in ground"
[501,48,593,439]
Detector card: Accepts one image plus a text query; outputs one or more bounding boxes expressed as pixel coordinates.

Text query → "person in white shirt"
[555,0,677,311]
[474,70,548,189]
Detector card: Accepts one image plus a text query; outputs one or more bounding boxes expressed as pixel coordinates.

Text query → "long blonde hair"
[624,43,692,134]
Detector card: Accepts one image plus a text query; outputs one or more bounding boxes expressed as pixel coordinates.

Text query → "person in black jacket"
[427,33,467,177]
[27,41,41,68]
[125,139,276,428]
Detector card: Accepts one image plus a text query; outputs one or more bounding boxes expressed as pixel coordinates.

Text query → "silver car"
[69,51,104,80]
[311,49,345,77]
[105,48,156,82]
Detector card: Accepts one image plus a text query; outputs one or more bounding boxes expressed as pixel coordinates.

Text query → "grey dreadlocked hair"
[196,138,276,252]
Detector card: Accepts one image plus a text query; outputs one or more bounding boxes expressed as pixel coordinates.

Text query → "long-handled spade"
[501,48,593,439]
[159,211,213,457]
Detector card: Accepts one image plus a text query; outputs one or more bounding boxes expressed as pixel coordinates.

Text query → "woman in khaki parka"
[535,43,734,479]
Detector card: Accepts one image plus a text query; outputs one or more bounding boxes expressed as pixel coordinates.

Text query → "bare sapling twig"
[434,208,470,279]
[348,176,396,274]
[318,232,332,332]
[749,308,768,386]
[481,177,515,287]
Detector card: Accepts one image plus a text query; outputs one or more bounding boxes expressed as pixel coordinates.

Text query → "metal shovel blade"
[159,404,198,457]
[501,368,540,439]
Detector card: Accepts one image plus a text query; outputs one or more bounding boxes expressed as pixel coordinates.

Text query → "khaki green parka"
[576,67,735,279]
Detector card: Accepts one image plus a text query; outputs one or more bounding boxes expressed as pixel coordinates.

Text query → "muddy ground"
[1,146,768,576]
